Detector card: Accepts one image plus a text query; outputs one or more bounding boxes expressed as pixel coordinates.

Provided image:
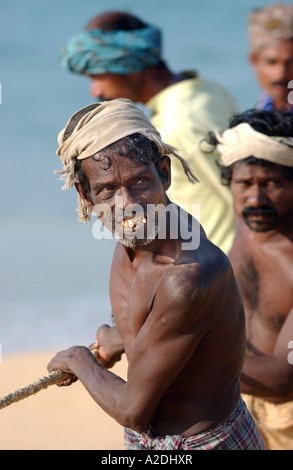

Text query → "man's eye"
[265,59,277,66]
[136,177,149,185]
[236,180,251,187]
[265,180,281,189]
[98,187,115,200]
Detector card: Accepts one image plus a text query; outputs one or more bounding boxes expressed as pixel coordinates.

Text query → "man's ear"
[74,181,94,210]
[160,156,171,191]
[249,52,259,69]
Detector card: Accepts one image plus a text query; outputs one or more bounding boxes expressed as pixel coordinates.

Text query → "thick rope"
[0,370,70,410]
[0,349,100,411]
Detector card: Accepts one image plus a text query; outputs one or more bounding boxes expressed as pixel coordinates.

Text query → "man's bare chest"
[237,247,293,330]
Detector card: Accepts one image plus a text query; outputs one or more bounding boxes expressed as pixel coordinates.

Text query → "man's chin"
[118,237,155,248]
[113,228,158,248]
[113,221,159,247]
[244,218,278,232]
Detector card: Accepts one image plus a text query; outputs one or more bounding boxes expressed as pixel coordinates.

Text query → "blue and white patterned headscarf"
[60,25,162,75]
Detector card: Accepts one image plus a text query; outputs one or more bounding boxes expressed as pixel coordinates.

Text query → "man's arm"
[48,266,208,433]
[89,324,124,369]
[241,306,293,403]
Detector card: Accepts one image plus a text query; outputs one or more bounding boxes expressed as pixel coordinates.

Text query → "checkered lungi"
[124,398,266,450]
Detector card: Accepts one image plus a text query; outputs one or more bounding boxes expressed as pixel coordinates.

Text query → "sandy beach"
[0,350,127,450]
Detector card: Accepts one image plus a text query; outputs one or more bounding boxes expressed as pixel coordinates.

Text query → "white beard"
[114,219,159,248]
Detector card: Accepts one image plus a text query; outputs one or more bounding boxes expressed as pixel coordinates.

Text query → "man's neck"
[122,242,178,269]
[263,93,293,112]
[139,65,177,103]
[274,99,292,111]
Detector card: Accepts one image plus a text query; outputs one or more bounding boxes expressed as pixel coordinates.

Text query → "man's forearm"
[64,346,129,422]
[241,354,293,403]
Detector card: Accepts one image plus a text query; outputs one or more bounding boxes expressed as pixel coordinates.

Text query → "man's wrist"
[67,346,94,372]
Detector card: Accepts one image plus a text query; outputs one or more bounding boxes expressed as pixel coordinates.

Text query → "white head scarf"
[215,122,293,167]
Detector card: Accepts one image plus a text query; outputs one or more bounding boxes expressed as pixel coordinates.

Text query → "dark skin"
[229,162,293,404]
[48,151,245,436]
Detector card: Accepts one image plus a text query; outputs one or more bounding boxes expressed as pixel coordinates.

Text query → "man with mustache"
[214,109,293,450]
[47,99,265,450]
[248,3,293,112]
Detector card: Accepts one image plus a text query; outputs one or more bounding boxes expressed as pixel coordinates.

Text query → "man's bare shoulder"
[158,240,233,305]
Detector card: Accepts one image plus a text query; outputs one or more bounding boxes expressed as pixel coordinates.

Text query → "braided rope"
[0,348,100,411]
[0,370,70,410]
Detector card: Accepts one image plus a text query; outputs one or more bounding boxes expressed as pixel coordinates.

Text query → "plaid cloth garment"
[124,398,266,450]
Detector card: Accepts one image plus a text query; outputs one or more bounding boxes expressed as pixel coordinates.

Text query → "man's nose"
[118,187,138,208]
[247,185,269,207]
[275,63,290,81]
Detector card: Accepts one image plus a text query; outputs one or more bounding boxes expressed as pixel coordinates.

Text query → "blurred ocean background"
[0,0,288,354]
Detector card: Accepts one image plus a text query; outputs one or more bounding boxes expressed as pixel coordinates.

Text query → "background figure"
[60,11,238,254]
[214,109,293,450]
[248,3,293,112]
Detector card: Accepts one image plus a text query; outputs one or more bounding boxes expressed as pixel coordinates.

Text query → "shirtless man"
[47,99,264,450]
[214,109,293,449]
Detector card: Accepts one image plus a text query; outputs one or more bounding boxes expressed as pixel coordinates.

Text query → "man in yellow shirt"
[60,11,238,254]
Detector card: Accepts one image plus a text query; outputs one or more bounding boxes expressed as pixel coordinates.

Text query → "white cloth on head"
[57,98,172,167]
[215,123,293,167]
